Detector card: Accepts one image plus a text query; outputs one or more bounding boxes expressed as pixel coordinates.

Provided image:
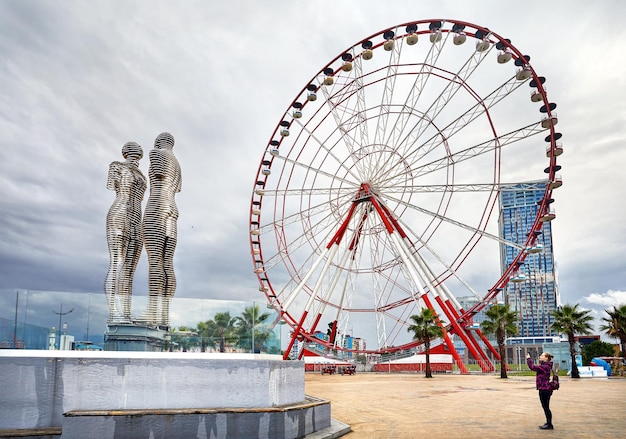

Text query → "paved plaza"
[305,372,626,438]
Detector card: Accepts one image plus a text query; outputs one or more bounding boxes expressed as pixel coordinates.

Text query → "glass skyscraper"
[499,181,560,337]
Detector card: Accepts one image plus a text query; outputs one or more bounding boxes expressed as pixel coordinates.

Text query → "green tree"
[582,340,616,365]
[173,325,198,352]
[407,308,445,378]
[235,305,271,353]
[551,304,594,379]
[195,320,212,352]
[480,303,518,379]
[600,304,626,357]
[209,312,236,353]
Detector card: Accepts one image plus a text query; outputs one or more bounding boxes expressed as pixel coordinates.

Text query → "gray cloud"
[1,0,626,347]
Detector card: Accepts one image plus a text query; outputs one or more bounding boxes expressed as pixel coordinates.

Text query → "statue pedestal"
[104,322,168,351]
[0,350,343,438]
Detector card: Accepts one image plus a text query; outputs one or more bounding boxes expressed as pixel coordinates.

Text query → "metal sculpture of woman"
[140,132,182,327]
[104,142,146,323]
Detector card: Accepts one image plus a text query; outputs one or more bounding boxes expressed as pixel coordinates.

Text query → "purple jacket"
[527,358,553,391]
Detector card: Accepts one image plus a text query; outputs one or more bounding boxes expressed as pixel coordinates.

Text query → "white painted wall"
[0,350,305,431]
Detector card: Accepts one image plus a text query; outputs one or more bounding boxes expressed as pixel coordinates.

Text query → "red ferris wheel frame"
[249,19,561,372]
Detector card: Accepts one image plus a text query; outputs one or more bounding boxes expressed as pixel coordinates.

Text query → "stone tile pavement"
[305,372,626,438]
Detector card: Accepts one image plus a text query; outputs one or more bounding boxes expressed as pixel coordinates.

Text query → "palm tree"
[551,304,594,379]
[210,312,236,353]
[235,305,271,353]
[480,303,518,379]
[170,325,196,352]
[600,304,626,358]
[196,320,211,352]
[407,308,445,378]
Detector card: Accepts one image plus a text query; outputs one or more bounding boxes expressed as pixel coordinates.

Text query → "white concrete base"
[0,350,304,432]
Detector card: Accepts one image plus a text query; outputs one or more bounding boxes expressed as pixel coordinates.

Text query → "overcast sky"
[1,0,625,345]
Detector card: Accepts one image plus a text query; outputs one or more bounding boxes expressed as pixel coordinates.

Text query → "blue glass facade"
[499,182,560,337]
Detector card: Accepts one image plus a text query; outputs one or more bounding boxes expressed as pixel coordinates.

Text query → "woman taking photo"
[526,352,555,430]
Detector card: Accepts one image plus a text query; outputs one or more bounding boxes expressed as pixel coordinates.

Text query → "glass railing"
[0,289,281,354]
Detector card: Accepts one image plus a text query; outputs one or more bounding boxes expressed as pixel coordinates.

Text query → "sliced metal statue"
[104,142,146,323]
[139,132,182,327]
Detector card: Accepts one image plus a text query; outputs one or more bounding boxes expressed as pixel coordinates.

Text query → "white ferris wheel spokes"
[249,19,561,370]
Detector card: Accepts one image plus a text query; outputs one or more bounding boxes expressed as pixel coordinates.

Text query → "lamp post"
[53,304,74,350]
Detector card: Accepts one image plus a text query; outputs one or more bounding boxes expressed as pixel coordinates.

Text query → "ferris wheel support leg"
[296,313,324,361]
[298,243,345,355]
[433,295,491,372]
[318,244,354,319]
[380,207,474,366]
[286,203,360,360]
[412,248,465,314]
[327,209,369,327]
[475,328,502,362]
[283,311,308,361]
[421,294,468,374]
[444,301,495,372]
[306,312,324,341]
[376,198,493,372]
[464,329,496,372]
[282,247,331,312]
[442,330,469,374]
[302,243,341,330]
[389,223,490,371]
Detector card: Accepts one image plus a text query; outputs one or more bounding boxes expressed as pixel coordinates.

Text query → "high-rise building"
[499,181,560,337]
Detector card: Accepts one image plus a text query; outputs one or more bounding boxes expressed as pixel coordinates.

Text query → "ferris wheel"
[249,19,561,369]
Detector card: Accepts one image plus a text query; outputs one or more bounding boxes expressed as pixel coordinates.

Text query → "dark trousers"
[539,389,553,425]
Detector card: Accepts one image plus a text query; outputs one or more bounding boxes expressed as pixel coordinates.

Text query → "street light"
[53,304,74,350]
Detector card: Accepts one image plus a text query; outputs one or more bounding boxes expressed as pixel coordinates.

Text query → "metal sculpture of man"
[104,142,146,323]
[140,132,182,327]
